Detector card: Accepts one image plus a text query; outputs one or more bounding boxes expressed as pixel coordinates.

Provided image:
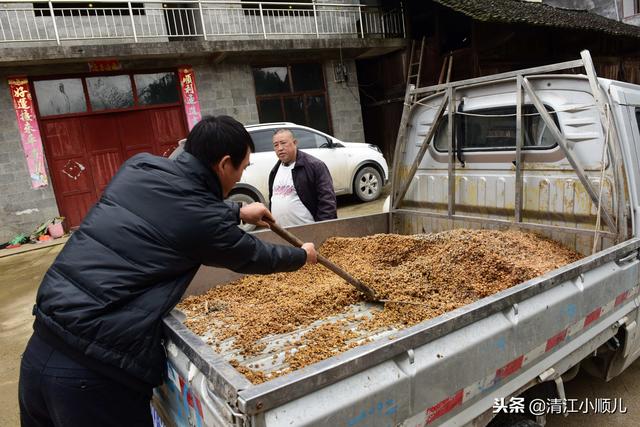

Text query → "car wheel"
[353,166,382,202]
[227,190,260,232]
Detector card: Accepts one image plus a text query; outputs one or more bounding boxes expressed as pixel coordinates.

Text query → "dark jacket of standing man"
[19,116,317,427]
[268,129,337,226]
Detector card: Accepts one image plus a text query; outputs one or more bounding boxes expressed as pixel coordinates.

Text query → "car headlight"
[367,144,382,153]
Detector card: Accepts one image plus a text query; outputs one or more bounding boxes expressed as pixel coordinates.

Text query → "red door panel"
[41,118,97,229]
[41,120,85,158]
[82,116,126,194]
[82,116,121,153]
[90,151,124,192]
[62,193,99,230]
[40,104,188,229]
[50,157,94,195]
[150,107,187,157]
[118,110,155,158]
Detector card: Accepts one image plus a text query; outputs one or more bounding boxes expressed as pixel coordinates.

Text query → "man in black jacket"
[18,115,317,427]
[268,128,337,227]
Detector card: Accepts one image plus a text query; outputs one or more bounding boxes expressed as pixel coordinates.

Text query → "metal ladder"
[389,37,425,217]
[406,36,425,101]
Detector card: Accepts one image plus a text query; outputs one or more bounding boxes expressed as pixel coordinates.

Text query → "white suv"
[171,122,389,217]
[230,122,389,208]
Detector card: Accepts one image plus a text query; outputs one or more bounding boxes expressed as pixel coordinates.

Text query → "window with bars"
[252,63,332,134]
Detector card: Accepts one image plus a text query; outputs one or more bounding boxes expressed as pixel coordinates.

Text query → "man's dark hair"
[184,115,254,168]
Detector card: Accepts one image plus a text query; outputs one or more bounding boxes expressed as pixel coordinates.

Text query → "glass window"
[34,79,87,117]
[250,130,275,153]
[635,108,640,135]
[253,63,332,134]
[86,75,134,111]
[134,72,179,105]
[291,64,324,92]
[434,105,557,151]
[307,95,330,134]
[283,96,306,125]
[294,129,327,149]
[253,67,290,95]
[258,99,284,122]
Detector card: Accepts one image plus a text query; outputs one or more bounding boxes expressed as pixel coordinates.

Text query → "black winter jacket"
[34,151,306,389]
[268,150,337,222]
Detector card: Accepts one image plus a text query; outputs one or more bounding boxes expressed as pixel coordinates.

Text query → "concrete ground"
[2,192,639,426]
[0,244,63,427]
[546,363,640,426]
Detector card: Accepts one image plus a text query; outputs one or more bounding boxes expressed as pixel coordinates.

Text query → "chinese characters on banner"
[8,77,48,188]
[178,67,202,131]
[88,59,122,73]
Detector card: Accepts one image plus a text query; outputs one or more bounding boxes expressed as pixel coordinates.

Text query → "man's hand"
[301,243,317,264]
[239,203,274,228]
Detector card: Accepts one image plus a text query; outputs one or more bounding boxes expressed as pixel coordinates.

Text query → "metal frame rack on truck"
[154,50,640,427]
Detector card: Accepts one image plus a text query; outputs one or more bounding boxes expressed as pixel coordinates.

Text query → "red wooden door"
[40,118,97,229]
[40,106,187,228]
[82,115,125,195]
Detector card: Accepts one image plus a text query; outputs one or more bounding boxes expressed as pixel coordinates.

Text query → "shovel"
[265,219,379,301]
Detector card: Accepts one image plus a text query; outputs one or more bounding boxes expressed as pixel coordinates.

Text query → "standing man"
[268,129,337,227]
[19,115,317,427]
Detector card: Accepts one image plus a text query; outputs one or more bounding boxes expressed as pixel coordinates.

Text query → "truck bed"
[195,301,389,382]
[162,213,640,424]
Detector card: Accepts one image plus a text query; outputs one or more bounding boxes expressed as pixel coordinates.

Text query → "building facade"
[0,1,406,241]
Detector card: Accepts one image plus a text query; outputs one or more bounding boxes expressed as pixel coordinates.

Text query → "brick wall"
[0,75,59,243]
[194,62,260,125]
[325,59,366,143]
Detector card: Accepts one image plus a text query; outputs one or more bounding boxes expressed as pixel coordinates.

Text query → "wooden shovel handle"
[265,219,378,300]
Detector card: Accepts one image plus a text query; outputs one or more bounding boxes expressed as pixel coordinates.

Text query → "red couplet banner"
[8,77,48,188]
[178,67,202,131]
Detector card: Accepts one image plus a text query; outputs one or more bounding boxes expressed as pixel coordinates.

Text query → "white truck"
[153,51,640,427]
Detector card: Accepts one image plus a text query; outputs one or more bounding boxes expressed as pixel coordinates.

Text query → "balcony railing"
[0,1,405,45]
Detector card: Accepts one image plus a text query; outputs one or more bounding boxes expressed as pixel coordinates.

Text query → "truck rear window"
[434,105,558,152]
